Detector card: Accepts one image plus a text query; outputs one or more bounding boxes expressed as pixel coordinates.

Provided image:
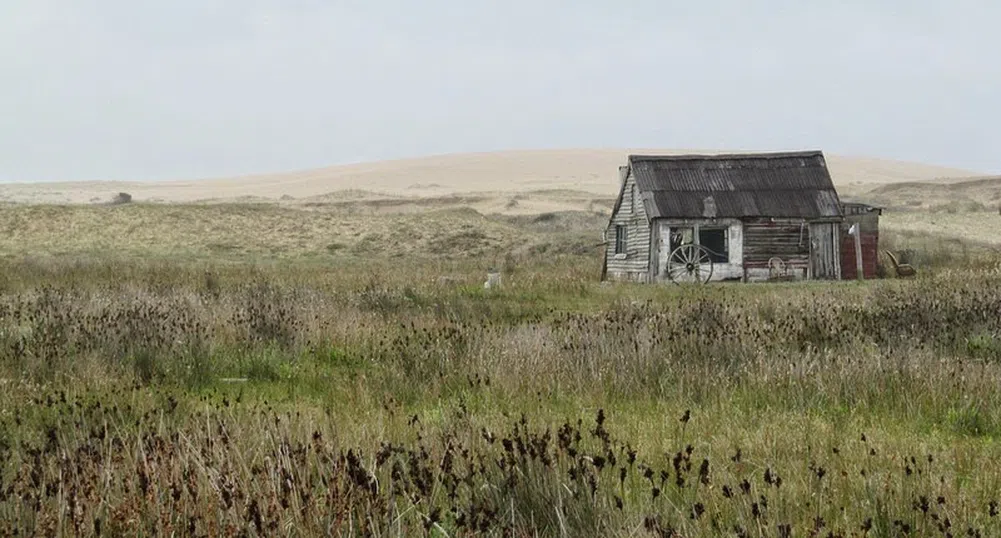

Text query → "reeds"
[3,393,1001,536]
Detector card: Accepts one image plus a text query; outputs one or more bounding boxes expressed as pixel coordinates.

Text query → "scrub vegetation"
[1,202,1000,536]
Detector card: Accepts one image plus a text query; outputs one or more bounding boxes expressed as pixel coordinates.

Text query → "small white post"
[849,223,863,280]
[484,269,501,290]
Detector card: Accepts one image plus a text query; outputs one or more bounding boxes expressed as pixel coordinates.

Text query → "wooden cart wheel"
[666,244,714,284]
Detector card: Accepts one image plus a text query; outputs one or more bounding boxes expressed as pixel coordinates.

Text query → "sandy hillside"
[0,149,984,209]
[859,176,1001,209]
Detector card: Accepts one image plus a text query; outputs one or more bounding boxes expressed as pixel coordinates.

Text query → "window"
[668,226,729,263]
[670,227,694,253]
[698,227,729,263]
[615,225,627,254]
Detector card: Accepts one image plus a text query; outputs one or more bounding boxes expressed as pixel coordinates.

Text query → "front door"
[809,223,839,279]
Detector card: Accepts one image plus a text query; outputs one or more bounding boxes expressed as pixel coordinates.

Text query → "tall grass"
[1,255,1001,536]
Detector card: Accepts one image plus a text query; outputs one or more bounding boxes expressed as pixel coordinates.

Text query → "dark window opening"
[615,225,627,254]
[699,227,729,262]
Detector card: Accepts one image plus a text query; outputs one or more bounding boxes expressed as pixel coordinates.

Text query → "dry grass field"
[0,202,611,265]
[0,184,997,271]
[1,150,1001,536]
[857,176,1001,211]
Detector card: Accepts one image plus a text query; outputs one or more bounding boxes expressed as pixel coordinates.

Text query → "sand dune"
[0,149,984,207]
[870,176,1001,193]
[860,175,1001,210]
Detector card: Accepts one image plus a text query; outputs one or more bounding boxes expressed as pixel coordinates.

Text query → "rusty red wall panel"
[840,232,879,279]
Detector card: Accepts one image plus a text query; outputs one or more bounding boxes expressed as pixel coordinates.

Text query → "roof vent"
[702,196,717,218]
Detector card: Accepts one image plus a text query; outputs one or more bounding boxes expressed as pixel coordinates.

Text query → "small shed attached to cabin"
[602,150,856,283]
[840,202,882,279]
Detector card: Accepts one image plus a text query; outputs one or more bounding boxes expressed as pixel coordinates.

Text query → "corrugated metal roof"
[628,151,843,219]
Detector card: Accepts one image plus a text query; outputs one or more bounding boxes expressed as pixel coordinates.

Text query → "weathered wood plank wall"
[604,171,651,282]
[742,218,811,270]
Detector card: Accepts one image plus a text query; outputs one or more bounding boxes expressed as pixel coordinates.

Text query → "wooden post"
[485,270,502,290]
[850,223,863,280]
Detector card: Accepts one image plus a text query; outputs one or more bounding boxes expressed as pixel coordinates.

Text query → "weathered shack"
[840,202,882,279]
[602,151,850,283]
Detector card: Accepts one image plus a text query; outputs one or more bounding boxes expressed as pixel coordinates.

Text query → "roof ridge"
[628,150,824,162]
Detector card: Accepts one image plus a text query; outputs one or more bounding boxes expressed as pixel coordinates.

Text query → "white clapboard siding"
[604,172,651,281]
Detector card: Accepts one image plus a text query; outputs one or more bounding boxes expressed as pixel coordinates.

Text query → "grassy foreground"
[1,251,1000,537]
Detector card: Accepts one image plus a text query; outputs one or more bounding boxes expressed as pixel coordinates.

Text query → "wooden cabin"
[602,150,864,283]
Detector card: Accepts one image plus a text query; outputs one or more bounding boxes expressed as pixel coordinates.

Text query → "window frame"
[668,224,730,264]
[614,224,628,255]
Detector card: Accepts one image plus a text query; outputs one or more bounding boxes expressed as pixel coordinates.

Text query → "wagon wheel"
[666,244,714,284]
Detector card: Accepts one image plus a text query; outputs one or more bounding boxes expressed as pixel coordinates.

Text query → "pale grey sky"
[1,1,998,182]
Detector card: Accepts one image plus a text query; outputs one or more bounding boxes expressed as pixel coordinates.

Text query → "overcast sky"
[1,1,998,182]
